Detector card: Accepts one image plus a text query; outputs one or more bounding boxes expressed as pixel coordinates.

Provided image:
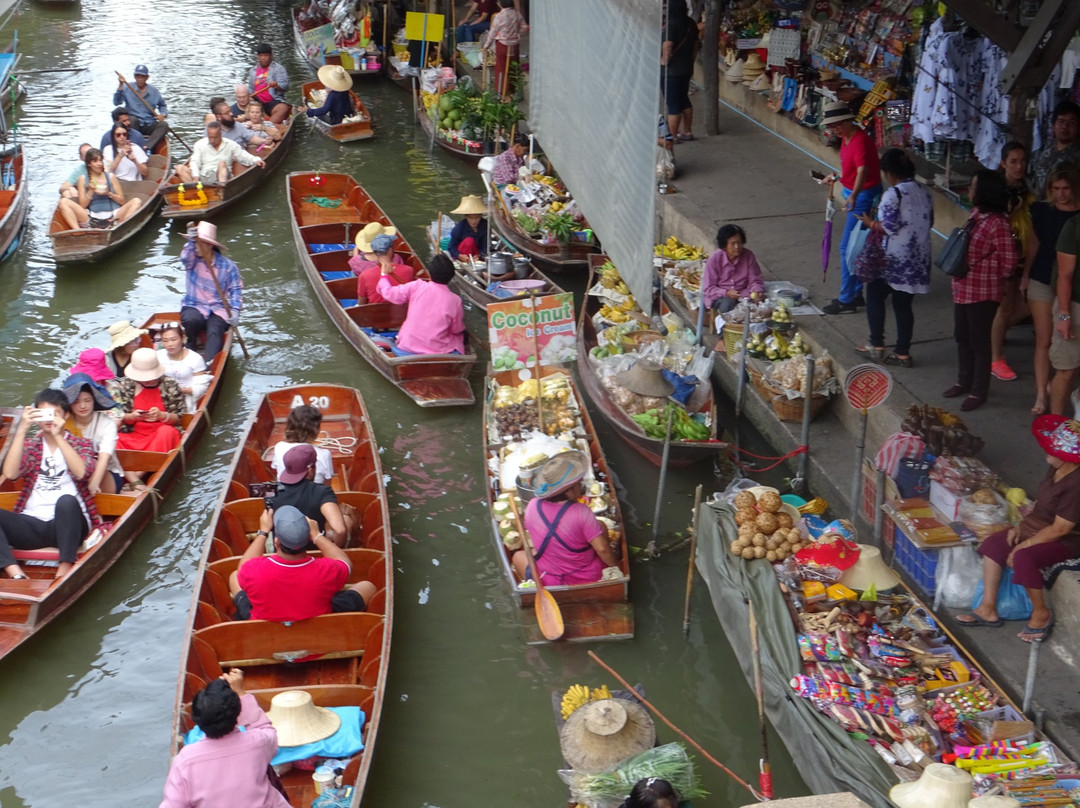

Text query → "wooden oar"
[748,600,773,800]
[682,484,702,635]
[114,71,193,154]
[508,494,563,641]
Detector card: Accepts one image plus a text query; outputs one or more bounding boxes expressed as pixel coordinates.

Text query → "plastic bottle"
[360,57,367,71]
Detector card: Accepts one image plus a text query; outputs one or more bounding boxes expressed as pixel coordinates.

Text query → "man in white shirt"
[176,122,265,185]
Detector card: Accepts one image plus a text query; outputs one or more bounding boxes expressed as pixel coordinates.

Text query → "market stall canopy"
[530,0,660,312]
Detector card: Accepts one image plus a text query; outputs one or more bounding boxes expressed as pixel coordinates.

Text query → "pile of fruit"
[900,404,985,457]
[596,261,639,323]
[654,235,707,261]
[631,405,710,441]
[491,377,580,439]
[745,330,807,360]
[729,489,805,563]
[560,684,613,719]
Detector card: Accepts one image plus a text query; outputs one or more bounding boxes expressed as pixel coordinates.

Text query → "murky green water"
[0,2,807,806]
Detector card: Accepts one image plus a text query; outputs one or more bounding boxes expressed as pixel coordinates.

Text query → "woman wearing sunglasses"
[102,125,149,181]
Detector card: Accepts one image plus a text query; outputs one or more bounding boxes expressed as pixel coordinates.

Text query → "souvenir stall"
[295,0,385,76]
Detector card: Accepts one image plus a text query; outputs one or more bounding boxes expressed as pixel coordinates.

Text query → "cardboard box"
[929,480,963,521]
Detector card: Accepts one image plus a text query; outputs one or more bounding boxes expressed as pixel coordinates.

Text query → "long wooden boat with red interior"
[578,255,724,468]
[300,80,373,143]
[170,384,391,807]
[0,312,230,661]
[483,364,633,644]
[158,113,298,220]
[48,139,170,264]
[0,144,28,261]
[287,171,477,407]
[292,7,385,79]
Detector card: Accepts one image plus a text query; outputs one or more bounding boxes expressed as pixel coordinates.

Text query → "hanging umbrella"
[821,192,836,283]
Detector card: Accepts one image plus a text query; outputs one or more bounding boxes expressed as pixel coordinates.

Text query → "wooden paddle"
[748,600,773,800]
[508,494,564,641]
[114,71,193,154]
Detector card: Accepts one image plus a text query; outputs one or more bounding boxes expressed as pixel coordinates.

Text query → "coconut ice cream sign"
[488,294,577,369]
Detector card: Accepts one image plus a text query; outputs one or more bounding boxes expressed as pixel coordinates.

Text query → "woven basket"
[771,393,828,423]
[750,367,778,399]
[722,323,744,356]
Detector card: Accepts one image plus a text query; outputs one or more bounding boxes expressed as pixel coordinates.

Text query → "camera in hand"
[249,481,284,507]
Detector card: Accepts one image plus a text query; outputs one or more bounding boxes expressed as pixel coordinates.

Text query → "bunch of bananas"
[420,91,439,113]
[631,406,710,441]
[597,261,632,296]
[798,497,828,515]
[654,235,707,261]
[559,684,613,719]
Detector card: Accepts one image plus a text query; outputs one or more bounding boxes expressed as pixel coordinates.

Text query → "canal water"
[0,1,808,806]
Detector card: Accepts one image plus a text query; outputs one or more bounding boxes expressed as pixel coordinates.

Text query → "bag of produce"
[957,489,1009,540]
[558,743,704,808]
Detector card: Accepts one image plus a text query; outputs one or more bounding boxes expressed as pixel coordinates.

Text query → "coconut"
[755,512,779,535]
[766,550,778,562]
[753,546,766,559]
[776,512,794,529]
[735,507,758,526]
[729,542,741,555]
[733,491,758,510]
[790,541,803,553]
[740,546,756,560]
[758,491,782,513]
[751,533,767,547]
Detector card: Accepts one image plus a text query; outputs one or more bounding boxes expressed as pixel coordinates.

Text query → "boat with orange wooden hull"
[578,256,724,468]
[300,80,374,143]
[485,183,599,273]
[292,7,385,79]
[483,365,633,644]
[0,312,230,661]
[158,113,298,220]
[415,90,497,163]
[48,139,170,264]
[169,384,392,808]
[0,144,28,261]
[287,171,477,407]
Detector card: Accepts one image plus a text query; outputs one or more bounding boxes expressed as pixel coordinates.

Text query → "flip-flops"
[1019,611,1055,642]
[956,612,1003,627]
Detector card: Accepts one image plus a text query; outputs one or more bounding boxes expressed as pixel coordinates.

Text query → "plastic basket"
[893,525,939,595]
[722,324,744,355]
[771,394,828,423]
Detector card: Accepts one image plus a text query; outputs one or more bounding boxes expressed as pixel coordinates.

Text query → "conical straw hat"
[451,194,488,215]
[890,763,972,808]
[840,544,901,592]
[559,698,656,773]
[267,690,342,747]
[615,359,675,398]
[725,58,745,81]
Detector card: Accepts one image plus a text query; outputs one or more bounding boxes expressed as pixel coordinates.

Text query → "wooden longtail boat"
[415,90,495,163]
[158,113,298,220]
[48,139,170,264]
[300,80,373,143]
[0,312,230,661]
[0,144,27,261]
[293,7,385,79]
[578,256,723,468]
[483,365,633,644]
[287,171,477,407]
[170,384,391,807]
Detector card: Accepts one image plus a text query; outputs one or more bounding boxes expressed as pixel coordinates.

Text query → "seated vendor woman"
[447,194,489,260]
[113,348,184,453]
[350,226,414,305]
[298,64,355,126]
[512,451,620,586]
[957,415,1080,642]
[0,389,102,581]
[376,254,466,356]
[702,224,765,315]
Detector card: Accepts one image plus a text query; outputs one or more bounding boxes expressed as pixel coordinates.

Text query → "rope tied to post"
[727,444,807,473]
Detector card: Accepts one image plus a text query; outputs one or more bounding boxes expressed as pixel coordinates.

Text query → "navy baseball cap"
[273,506,311,551]
[133,64,149,75]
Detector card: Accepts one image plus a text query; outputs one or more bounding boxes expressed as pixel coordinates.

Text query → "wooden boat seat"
[326,276,358,301]
[147,154,167,170]
[146,165,165,183]
[300,222,363,249]
[116,449,170,473]
[344,301,407,331]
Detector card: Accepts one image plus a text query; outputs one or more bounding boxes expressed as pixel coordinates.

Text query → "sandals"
[855,345,884,361]
[956,612,1003,627]
[1019,611,1054,643]
[883,353,913,368]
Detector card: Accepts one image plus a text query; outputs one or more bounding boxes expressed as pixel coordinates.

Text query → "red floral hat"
[1032,415,1080,463]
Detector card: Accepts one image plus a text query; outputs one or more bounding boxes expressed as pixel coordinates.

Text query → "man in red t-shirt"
[229,505,377,621]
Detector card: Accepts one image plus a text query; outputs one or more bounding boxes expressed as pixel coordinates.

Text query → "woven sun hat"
[742,53,766,74]
[451,194,488,215]
[1032,414,1080,463]
[890,763,973,808]
[62,373,116,411]
[822,101,856,125]
[267,690,341,747]
[317,63,354,92]
[724,58,746,82]
[124,347,166,382]
[354,221,398,253]
[969,798,1021,808]
[108,320,148,351]
[534,450,589,499]
[615,359,675,398]
[69,348,114,382]
[839,544,900,592]
[559,698,656,773]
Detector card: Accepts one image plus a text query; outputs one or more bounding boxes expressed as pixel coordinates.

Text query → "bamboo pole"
[683,484,703,635]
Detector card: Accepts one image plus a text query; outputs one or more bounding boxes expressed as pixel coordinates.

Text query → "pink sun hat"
[69,348,115,383]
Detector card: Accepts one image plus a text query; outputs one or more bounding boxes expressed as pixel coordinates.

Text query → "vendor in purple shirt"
[702,224,765,314]
[492,134,528,186]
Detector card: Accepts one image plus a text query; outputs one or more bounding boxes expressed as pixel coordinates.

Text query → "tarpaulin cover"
[695,501,897,808]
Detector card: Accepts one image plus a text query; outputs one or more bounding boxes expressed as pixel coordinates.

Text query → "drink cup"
[312,767,335,795]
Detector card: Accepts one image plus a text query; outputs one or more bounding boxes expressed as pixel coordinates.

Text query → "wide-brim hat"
[318,63,354,92]
[69,348,115,383]
[355,221,398,253]
[1032,414,1080,463]
[108,320,148,350]
[267,690,341,747]
[890,763,972,808]
[124,347,166,382]
[615,359,675,398]
[839,544,900,592]
[451,194,488,215]
[184,220,226,251]
[62,373,117,411]
[969,798,1021,808]
[822,101,855,125]
[743,53,766,72]
[534,450,589,499]
[559,698,656,773]
[724,58,746,81]
[746,73,771,91]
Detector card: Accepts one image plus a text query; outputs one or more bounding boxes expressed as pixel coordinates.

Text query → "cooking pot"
[512,256,531,279]
[487,252,510,275]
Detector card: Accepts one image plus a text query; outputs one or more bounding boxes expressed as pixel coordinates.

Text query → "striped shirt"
[180,242,243,319]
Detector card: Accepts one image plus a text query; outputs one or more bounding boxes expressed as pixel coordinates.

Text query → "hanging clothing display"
[1032,64,1063,153]
[974,40,1010,168]
[931,30,979,141]
[911,18,947,143]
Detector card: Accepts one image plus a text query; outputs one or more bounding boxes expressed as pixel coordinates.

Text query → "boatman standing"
[179,221,243,361]
[113,64,169,150]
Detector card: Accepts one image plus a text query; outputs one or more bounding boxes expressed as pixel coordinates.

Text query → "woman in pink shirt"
[377,255,466,355]
[702,224,765,314]
[160,669,288,808]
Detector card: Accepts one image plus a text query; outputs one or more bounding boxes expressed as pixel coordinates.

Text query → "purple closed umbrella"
[821,194,836,282]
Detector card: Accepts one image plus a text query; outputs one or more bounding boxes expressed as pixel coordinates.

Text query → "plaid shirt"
[180,242,243,320]
[15,433,102,528]
[952,209,1016,304]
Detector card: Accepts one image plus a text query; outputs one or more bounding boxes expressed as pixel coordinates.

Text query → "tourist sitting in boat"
[102,124,149,181]
[351,230,414,305]
[113,348,184,453]
[155,322,210,413]
[268,405,335,485]
[957,415,1080,642]
[113,64,169,149]
[213,101,268,150]
[180,220,243,360]
[492,133,529,186]
[230,84,251,118]
[57,148,142,231]
[176,122,266,186]
[201,96,227,125]
[448,194,489,259]
[269,445,348,546]
[62,374,146,495]
[0,389,100,582]
[105,320,148,380]
[69,348,115,387]
[702,223,764,315]
[247,43,292,125]
[58,143,93,201]
[159,668,289,808]
[512,451,619,586]
[376,254,466,356]
[228,505,376,622]
[100,107,147,151]
[299,64,355,126]
[244,101,282,142]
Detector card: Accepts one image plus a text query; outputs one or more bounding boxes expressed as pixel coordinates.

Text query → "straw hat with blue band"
[533,451,589,499]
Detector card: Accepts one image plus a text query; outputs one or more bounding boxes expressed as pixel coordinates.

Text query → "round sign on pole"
[843,363,893,410]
